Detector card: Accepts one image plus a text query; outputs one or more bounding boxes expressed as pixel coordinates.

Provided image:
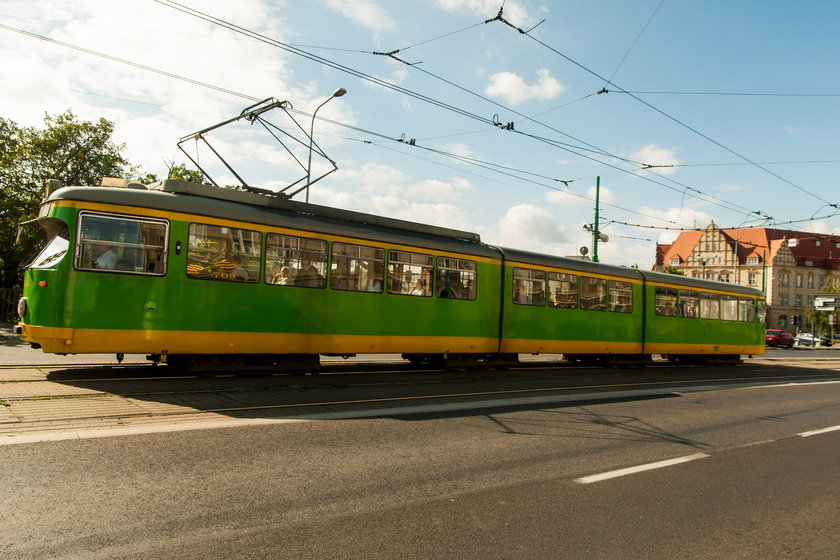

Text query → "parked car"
[765,329,795,348]
[794,333,833,347]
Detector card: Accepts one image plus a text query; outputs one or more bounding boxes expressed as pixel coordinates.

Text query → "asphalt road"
[2,361,840,559]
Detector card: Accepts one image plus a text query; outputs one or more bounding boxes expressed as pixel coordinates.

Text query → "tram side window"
[738,297,755,322]
[437,257,477,300]
[387,250,433,296]
[679,290,699,318]
[756,299,767,323]
[700,292,720,319]
[654,287,678,316]
[580,276,607,311]
[186,223,260,283]
[27,218,69,269]
[513,267,546,306]
[548,272,578,308]
[75,213,167,275]
[720,295,739,321]
[331,243,384,292]
[265,234,327,288]
[609,281,633,313]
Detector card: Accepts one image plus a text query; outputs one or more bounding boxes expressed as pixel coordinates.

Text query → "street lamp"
[305,88,346,203]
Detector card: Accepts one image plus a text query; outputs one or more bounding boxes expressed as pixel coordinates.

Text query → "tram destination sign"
[813,294,840,311]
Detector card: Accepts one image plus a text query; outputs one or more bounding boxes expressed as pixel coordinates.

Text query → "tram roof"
[44,179,497,257]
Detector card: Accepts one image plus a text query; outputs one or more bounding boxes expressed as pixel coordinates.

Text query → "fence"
[1,287,21,324]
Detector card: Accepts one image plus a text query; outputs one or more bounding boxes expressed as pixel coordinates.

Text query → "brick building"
[655,222,840,332]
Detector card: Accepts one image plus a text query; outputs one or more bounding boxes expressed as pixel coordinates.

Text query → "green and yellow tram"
[16,179,766,369]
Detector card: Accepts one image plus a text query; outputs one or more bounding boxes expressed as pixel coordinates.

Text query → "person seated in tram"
[295,258,324,287]
[271,266,292,285]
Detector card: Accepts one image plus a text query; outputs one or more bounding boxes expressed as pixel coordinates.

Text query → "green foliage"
[167,162,205,183]
[0,111,130,288]
[661,266,686,276]
[133,162,205,184]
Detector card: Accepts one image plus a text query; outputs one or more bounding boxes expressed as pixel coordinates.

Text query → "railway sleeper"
[163,353,321,375]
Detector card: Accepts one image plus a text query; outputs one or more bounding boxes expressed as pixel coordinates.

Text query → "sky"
[2,0,839,269]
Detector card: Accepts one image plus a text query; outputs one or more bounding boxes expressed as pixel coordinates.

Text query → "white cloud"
[325,0,396,31]
[784,125,806,135]
[543,182,617,208]
[483,204,568,254]
[631,144,680,175]
[636,206,715,241]
[485,69,566,106]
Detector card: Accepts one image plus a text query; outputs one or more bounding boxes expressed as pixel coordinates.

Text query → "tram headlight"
[17,297,28,318]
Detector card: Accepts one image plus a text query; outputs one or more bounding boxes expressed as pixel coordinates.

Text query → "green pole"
[593,176,600,263]
[761,250,766,293]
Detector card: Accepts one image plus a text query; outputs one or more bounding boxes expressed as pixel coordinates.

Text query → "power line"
[620,91,840,97]
[483,8,837,208]
[151,1,778,220]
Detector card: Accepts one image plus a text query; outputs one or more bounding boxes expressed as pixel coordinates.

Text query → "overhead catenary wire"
[483,7,837,208]
[2,10,831,230]
[150,0,778,220]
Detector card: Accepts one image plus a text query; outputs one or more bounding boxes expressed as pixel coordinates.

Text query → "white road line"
[574,453,710,484]
[798,425,840,438]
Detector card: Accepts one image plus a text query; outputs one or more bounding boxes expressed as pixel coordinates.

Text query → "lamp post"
[306,88,346,202]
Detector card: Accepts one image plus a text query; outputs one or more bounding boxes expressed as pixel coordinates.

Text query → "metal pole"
[761,250,766,293]
[593,176,600,263]
[306,88,346,203]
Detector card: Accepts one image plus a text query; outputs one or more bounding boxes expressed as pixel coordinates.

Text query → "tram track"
[3,358,839,439]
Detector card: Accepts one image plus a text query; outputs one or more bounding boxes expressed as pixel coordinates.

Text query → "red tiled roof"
[656,226,840,270]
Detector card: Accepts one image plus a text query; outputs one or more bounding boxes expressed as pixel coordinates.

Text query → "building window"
[746,257,760,265]
[807,275,814,288]
[796,275,803,288]
[779,293,789,306]
[819,277,825,288]
[748,273,757,285]
[669,258,680,266]
[779,273,789,287]
[796,294,803,306]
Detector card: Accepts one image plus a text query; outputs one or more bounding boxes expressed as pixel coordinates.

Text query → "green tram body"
[17,180,766,367]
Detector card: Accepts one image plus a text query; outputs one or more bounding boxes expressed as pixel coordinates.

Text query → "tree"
[0,111,132,288]
[134,161,206,184]
[661,266,686,276]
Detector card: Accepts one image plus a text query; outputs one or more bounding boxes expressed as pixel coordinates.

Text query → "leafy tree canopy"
[0,110,200,289]
[661,266,686,276]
